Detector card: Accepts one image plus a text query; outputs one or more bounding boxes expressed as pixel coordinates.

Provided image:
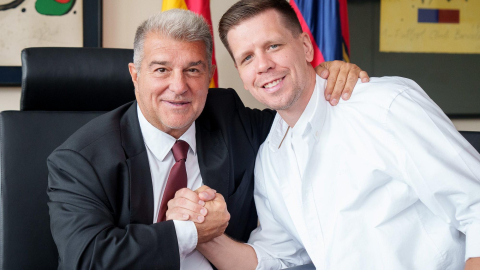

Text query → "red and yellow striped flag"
[162,0,218,88]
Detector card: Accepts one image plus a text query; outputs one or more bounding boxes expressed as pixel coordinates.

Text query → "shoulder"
[198,88,243,124]
[343,77,418,106]
[336,77,426,116]
[204,88,243,110]
[54,101,134,154]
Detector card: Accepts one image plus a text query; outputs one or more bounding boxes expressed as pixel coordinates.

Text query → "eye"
[242,55,252,64]
[156,68,167,73]
[269,44,279,50]
[187,68,199,73]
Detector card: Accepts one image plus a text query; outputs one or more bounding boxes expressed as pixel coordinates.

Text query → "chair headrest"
[21,47,136,111]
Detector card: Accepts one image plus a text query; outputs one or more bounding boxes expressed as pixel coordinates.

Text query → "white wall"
[0,0,478,131]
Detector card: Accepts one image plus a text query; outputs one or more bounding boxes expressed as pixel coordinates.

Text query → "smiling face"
[227,9,315,113]
[129,33,213,138]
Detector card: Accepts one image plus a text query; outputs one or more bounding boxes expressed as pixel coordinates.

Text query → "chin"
[164,117,196,130]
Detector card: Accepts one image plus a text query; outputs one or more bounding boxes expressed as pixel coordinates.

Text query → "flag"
[162,0,218,88]
[290,0,351,67]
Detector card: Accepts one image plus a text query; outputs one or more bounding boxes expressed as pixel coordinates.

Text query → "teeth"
[263,78,282,89]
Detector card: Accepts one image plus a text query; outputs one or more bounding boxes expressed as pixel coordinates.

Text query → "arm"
[197,234,258,270]
[167,186,258,270]
[47,149,181,269]
[465,258,480,270]
[167,157,310,269]
[385,78,480,266]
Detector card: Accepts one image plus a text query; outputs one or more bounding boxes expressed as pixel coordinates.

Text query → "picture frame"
[0,0,102,86]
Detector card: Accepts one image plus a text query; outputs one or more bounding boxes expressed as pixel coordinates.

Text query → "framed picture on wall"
[0,0,102,85]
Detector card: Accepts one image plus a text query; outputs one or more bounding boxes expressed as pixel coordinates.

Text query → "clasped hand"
[166,186,229,243]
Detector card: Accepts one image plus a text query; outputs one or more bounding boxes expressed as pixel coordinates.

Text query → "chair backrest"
[0,111,103,269]
[459,131,480,154]
[21,47,135,111]
[0,47,136,269]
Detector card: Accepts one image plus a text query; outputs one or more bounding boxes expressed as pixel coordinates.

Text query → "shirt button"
[315,131,319,137]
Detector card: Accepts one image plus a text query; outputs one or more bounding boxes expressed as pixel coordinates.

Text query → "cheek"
[239,70,255,89]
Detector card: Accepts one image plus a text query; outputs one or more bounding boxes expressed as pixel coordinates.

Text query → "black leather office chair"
[0,47,134,269]
[459,131,480,154]
[20,47,135,111]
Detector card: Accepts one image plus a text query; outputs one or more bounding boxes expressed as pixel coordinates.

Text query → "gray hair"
[133,9,213,73]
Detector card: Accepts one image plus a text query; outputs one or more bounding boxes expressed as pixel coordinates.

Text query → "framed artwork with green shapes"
[0,0,102,85]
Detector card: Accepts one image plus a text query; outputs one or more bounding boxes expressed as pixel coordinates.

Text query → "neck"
[167,127,189,140]
[277,68,316,127]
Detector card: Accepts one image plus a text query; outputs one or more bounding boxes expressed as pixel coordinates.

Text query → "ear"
[128,63,139,90]
[301,32,314,63]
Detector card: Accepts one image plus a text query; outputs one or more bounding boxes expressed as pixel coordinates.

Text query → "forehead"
[227,10,294,54]
[229,10,293,42]
[142,33,208,63]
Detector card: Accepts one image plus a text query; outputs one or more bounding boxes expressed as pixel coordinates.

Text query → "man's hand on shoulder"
[166,185,230,243]
[315,60,370,106]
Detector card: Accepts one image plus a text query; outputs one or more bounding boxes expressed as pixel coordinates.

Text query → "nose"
[169,70,188,95]
[255,53,274,74]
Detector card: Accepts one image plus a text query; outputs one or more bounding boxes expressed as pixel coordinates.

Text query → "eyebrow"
[149,61,168,67]
[148,60,206,68]
[187,60,206,68]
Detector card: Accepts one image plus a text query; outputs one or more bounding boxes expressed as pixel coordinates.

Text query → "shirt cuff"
[466,222,480,261]
[173,220,198,259]
[246,243,282,270]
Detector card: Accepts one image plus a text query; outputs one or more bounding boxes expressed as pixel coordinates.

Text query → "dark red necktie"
[157,140,189,223]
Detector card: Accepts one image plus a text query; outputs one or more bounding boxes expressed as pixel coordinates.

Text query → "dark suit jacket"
[47,89,275,270]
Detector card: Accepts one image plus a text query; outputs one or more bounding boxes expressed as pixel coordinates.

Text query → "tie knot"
[172,140,189,162]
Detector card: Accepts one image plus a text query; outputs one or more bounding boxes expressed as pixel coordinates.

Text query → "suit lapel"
[195,119,230,199]
[121,102,154,224]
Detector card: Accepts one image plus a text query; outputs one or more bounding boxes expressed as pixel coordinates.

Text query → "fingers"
[359,70,370,83]
[194,185,216,201]
[314,63,329,79]
[195,192,230,243]
[323,61,342,102]
[166,189,209,223]
[329,63,351,105]
[324,61,368,105]
[336,64,361,102]
[166,206,207,223]
[195,185,211,193]
[212,192,226,203]
[175,188,204,205]
[337,64,366,101]
[168,195,207,214]
[166,197,208,223]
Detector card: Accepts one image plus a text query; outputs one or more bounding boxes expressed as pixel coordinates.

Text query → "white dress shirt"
[248,76,480,270]
[137,106,213,270]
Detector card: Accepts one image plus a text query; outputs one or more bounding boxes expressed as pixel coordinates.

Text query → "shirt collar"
[137,104,197,162]
[268,74,328,151]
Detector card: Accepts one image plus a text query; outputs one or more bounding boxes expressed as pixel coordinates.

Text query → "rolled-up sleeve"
[386,78,480,261]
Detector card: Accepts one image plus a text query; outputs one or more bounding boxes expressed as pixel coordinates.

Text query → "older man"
[168,1,480,270]
[47,9,366,270]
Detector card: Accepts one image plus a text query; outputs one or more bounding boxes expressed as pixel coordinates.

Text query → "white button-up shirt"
[137,106,213,270]
[248,76,480,270]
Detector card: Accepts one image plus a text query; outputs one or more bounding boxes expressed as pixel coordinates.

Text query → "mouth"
[164,100,191,107]
[262,76,285,89]
[260,76,286,94]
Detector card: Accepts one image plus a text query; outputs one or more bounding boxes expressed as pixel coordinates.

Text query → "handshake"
[166,186,230,243]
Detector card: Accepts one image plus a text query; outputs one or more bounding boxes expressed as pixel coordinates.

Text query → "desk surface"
[286,264,315,269]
